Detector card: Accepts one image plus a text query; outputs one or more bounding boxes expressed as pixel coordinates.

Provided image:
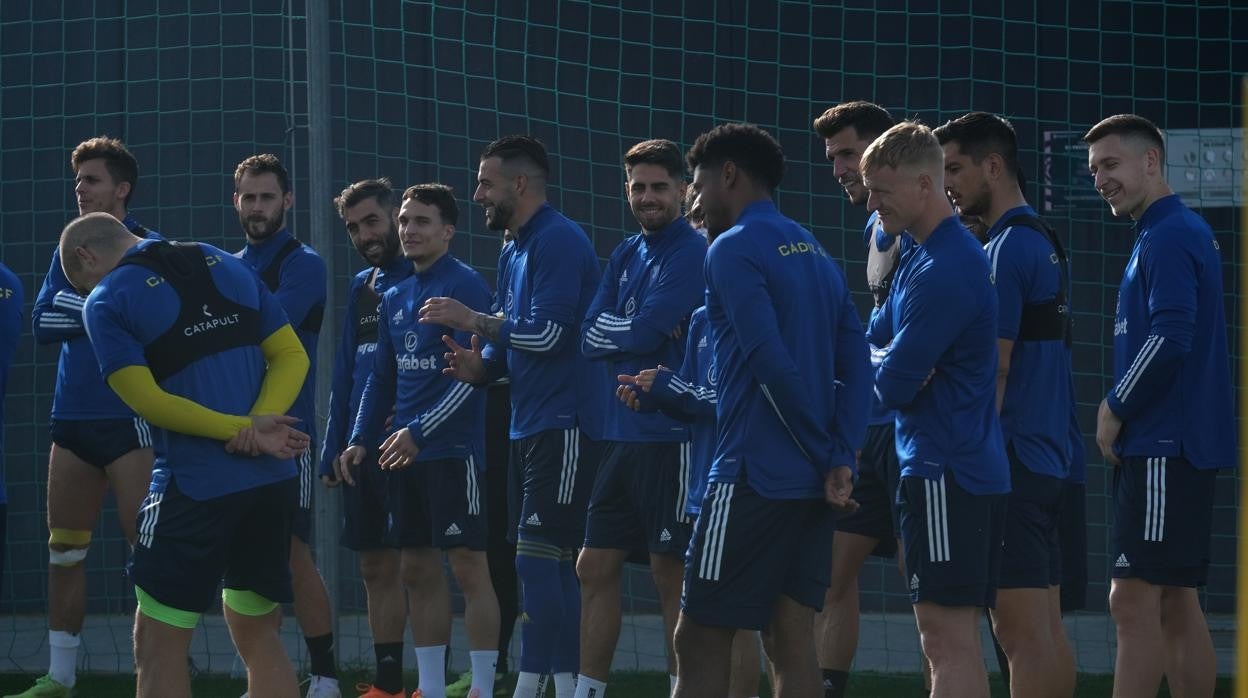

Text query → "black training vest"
[354,270,382,347]
[998,213,1072,347]
[257,237,324,333]
[115,241,263,383]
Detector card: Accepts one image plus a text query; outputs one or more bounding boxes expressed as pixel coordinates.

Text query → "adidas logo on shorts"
[910,574,920,590]
[445,523,462,536]
[526,513,542,526]
[659,528,672,542]
[1115,554,1130,568]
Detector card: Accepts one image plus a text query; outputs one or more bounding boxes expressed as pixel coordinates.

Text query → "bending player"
[936,111,1077,697]
[575,139,707,698]
[674,123,870,697]
[861,122,1010,698]
[321,178,413,698]
[341,183,501,698]
[421,136,602,698]
[232,154,339,698]
[61,212,311,698]
[14,137,161,698]
[1086,114,1235,698]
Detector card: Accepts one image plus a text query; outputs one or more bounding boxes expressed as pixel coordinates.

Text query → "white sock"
[669,674,677,696]
[48,630,79,687]
[570,674,602,698]
[310,675,340,690]
[470,650,499,694]
[553,672,577,697]
[414,644,447,698]
[512,672,547,698]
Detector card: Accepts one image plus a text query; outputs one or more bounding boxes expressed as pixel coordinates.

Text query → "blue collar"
[1135,194,1185,233]
[514,203,555,247]
[986,204,1039,242]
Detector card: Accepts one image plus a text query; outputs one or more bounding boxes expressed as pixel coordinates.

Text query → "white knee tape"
[49,546,89,567]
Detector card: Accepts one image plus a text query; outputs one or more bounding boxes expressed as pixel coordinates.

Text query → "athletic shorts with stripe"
[1112,456,1217,587]
[509,427,600,548]
[583,440,693,555]
[835,421,900,557]
[682,479,836,631]
[50,416,153,469]
[340,449,395,551]
[129,469,296,613]
[389,455,487,550]
[998,445,1063,589]
[897,469,1007,607]
[291,446,315,543]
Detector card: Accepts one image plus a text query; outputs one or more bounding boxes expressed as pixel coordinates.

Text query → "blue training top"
[984,204,1073,479]
[352,253,490,465]
[481,203,603,440]
[32,217,162,420]
[866,215,1010,495]
[704,199,871,500]
[0,262,24,505]
[582,215,706,443]
[83,240,297,500]
[319,256,413,477]
[1106,194,1235,469]
[645,306,717,515]
[237,228,326,443]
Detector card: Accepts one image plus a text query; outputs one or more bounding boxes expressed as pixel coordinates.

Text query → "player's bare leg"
[225,605,300,698]
[448,547,500,650]
[133,610,194,698]
[992,587,1067,697]
[814,530,876,689]
[359,550,405,643]
[105,447,153,543]
[575,547,629,681]
[650,551,685,677]
[760,594,820,697]
[290,536,334,637]
[727,630,761,698]
[1159,585,1216,698]
[673,612,734,698]
[1048,585,1076,697]
[913,602,988,698]
[1109,578,1165,697]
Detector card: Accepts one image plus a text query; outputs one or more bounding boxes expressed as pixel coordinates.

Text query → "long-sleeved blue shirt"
[984,204,1072,479]
[237,228,326,442]
[1105,195,1235,469]
[644,306,717,515]
[481,203,603,440]
[0,262,24,504]
[866,215,1010,495]
[351,253,490,464]
[582,216,706,442]
[318,256,413,477]
[704,199,871,500]
[33,217,162,420]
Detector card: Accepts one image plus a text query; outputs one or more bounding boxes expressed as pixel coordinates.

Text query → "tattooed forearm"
[473,312,504,341]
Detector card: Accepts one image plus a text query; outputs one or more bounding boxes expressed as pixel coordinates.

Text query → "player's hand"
[615,382,643,411]
[384,412,395,431]
[419,296,475,331]
[321,473,340,488]
[337,444,367,486]
[824,466,859,513]
[225,425,260,456]
[620,367,662,393]
[250,414,310,460]
[379,427,419,470]
[1096,398,1123,466]
[442,334,487,384]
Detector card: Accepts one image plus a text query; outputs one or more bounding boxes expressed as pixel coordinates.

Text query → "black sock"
[822,668,849,698]
[374,642,404,693]
[305,633,337,679]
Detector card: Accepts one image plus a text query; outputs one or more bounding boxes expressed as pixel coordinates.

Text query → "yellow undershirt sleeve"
[249,324,311,416]
[107,365,249,440]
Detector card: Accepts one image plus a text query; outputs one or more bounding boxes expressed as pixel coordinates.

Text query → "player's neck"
[908,200,956,244]
[982,188,1028,229]
[412,248,448,273]
[1130,181,1175,221]
[507,197,546,234]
